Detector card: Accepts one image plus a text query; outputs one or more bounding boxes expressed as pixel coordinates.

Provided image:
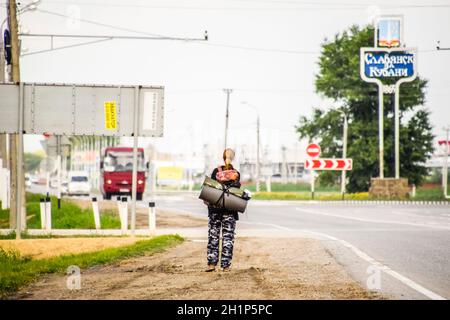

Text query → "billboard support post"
[15,82,24,239]
[130,86,140,236]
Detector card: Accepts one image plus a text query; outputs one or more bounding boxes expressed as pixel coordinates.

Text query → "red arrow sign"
[305,158,352,171]
[306,143,321,158]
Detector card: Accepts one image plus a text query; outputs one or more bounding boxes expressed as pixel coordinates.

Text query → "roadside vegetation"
[0,234,183,297]
[244,183,449,201]
[0,193,120,229]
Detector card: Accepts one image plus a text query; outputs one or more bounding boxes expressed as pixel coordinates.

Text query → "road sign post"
[360,47,417,179]
[361,15,417,180]
[306,143,321,199]
[305,141,352,200]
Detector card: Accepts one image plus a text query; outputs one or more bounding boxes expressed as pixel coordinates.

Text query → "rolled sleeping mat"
[199,177,249,213]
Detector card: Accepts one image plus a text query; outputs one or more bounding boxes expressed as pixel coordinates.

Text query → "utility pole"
[0,14,8,172]
[256,113,260,192]
[443,126,449,198]
[223,89,232,149]
[281,146,288,184]
[339,110,348,199]
[7,0,26,239]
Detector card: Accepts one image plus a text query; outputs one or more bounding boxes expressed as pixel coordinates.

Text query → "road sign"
[306,143,321,158]
[360,47,418,180]
[361,48,416,80]
[305,158,352,171]
[0,83,164,137]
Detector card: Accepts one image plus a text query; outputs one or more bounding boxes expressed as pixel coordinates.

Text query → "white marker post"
[45,196,52,232]
[120,197,128,234]
[39,198,46,229]
[92,197,101,230]
[148,201,156,232]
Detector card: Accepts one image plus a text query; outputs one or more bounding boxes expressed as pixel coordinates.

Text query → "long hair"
[223,148,235,170]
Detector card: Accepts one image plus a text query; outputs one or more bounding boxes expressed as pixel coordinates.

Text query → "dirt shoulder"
[13,237,383,300]
[0,237,141,260]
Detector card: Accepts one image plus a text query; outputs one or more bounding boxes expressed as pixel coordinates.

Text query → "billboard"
[0,83,164,137]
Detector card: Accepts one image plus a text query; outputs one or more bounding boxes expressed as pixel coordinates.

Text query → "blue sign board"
[363,51,415,78]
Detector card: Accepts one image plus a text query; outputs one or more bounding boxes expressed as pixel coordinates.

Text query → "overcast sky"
[2,0,450,160]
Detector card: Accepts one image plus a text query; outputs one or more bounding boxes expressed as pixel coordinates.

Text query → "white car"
[67,172,90,196]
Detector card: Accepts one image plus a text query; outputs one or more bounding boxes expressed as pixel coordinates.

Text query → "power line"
[11,1,450,10]
[14,7,450,57]
[31,8,318,55]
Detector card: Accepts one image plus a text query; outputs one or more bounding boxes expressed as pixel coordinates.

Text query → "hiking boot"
[222,266,231,272]
[205,264,216,272]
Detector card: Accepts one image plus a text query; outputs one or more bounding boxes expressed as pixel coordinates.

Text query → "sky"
[1,0,450,161]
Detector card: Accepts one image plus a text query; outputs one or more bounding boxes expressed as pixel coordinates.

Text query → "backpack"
[215,166,239,183]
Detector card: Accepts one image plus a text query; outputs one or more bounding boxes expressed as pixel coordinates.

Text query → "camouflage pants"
[207,212,236,268]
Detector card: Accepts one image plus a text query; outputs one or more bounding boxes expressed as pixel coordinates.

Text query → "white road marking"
[239,220,447,300]
[295,207,450,230]
[301,229,446,300]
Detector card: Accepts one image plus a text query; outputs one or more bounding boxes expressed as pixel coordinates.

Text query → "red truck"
[100,147,147,200]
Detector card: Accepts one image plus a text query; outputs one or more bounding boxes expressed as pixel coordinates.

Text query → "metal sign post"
[306,143,320,199]
[130,86,140,236]
[360,47,417,179]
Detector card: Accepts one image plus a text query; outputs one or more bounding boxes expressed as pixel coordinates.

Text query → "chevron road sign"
[305,158,353,171]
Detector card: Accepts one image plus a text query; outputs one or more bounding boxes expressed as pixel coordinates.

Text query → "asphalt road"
[27,184,450,300]
[150,192,450,300]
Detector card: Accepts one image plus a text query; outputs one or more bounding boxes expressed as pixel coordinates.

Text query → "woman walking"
[205,148,241,272]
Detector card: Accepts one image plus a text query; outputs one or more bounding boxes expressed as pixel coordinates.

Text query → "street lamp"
[337,109,348,199]
[241,102,261,192]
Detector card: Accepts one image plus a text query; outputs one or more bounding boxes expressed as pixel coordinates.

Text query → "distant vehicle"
[67,171,90,196]
[30,176,39,184]
[25,176,32,187]
[61,181,68,195]
[100,147,147,200]
[36,177,47,185]
[49,176,58,189]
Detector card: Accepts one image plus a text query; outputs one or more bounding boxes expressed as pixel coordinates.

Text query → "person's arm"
[230,171,241,188]
[211,168,218,181]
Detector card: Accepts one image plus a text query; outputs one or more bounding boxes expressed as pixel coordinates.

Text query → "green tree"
[297,25,434,192]
[24,152,44,173]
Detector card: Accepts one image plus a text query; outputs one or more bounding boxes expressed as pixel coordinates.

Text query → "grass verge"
[0,193,120,229]
[252,187,450,201]
[0,234,183,298]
